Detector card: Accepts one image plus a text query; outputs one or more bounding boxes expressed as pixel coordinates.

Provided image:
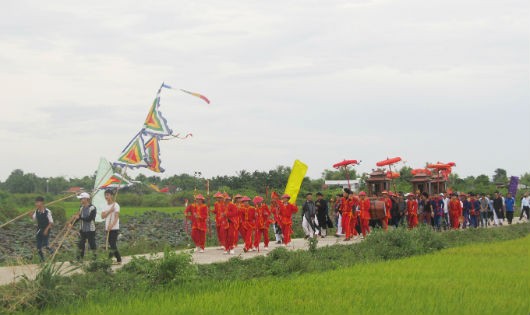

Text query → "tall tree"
[4,169,36,193]
[493,168,508,184]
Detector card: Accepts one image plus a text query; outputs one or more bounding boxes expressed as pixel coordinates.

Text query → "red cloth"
[239,205,256,250]
[449,199,462,229]
[384,197,392,219]
[359,198,371,236]
[407,199,418,228]
[277,201,298,244]
[223,202,239,250]
[359,198,371,220]
[185,203,208,249]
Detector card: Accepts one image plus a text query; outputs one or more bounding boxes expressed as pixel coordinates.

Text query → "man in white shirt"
[441,193,450,229]
[101,189,122,264]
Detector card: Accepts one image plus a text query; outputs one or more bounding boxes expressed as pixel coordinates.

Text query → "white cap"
[77,192,90,199]
[439,193,445,196]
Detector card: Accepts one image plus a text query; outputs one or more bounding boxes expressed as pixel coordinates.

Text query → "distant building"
[65,187,84,193]
[324,180,360,191]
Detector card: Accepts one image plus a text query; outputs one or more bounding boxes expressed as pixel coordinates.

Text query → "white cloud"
[0,0,528,181]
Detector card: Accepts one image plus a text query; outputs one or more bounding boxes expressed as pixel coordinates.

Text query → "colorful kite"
[143,94,173,137]
[113,82,209,174]
[99,173,132,189]
[144,135,164,173]
[114,131,148,169]
[160,82,211,104]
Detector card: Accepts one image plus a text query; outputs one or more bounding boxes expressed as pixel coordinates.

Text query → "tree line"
[0,167,528,196]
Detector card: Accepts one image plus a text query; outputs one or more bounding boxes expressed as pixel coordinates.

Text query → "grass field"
[60,201,185,217]
[44,235,530,315]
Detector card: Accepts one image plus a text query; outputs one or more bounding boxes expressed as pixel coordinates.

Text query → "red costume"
[239,203,256,251]
[383,196,392,231]
[341,196,358,239]
[449,198,462,230]
[358,197,371,237]
[185,202,209,250]
[407,198,418,229]
[223,201,239,251]
[254,203,272,248]
[213,201,226,246]
[277,200,298,245]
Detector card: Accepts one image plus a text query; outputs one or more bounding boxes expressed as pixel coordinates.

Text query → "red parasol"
[332,159,360,189]
[376,157,402,167]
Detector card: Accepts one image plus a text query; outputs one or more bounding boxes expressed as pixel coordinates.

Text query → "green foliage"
[322,168,357,180]
[493,168,508,184]
[121,249,197,285]
[47,206,66,223]
[307,237,318,253]
[47,236,529,315]
[83,256,112,274]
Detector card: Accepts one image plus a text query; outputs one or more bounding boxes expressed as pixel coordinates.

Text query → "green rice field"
[45,235,530,315]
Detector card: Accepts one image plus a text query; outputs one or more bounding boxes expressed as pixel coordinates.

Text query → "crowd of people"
[28,188,529,262]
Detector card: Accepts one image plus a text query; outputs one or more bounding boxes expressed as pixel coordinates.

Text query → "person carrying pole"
[29,196,54,262]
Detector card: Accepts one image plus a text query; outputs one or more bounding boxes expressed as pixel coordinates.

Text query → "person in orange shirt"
[449,193,463,230]
[212,192,226,248]
[382,191,392,231]
[406,193,419,229]
[358,191,371,237]
[253,196,272,250]
[278,194,298,246]
[239,196,256,252]
[184,194,209,252]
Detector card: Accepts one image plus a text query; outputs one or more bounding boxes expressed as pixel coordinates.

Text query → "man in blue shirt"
[504,192,515,224]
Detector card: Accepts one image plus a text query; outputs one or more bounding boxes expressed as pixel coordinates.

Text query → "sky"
[0,0,528,182]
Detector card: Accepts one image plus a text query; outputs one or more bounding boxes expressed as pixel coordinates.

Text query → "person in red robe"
[449,193,463,230]
[340,188,356,241]
[239,196,256,252]
[253,196,272,250]
[278,194,298,246]
[233,194,243,248]
[222,194,239,255]
[212,192,226,248]
[358,191,371,237]
[270,192,283,244]
[406,193,419,229]
[184,194,209,252]
[382,191,392,231]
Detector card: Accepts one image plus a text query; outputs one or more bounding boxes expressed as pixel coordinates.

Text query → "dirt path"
[0,235,352,286]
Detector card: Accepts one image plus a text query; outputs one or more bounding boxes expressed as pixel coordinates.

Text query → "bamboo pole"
[0,193,78,229]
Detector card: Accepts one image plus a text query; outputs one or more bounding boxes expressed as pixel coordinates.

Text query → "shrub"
[151,248,197,285]
[83,256,112,274]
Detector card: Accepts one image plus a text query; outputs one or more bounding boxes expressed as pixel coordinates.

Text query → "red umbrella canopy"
[333,159,359,169]
[386,172,401,179]
[376,157,402,167]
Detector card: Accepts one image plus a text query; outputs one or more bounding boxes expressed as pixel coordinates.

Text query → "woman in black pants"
[101,189,122,264]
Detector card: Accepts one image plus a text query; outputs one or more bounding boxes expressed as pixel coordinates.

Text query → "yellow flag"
[284,159,308,204]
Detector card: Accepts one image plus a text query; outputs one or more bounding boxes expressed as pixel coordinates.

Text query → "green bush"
[118,193,143,207]
[142,194,170,207]
[48,206,66,223]
[83,256,112,274]
[151,248,197,285]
